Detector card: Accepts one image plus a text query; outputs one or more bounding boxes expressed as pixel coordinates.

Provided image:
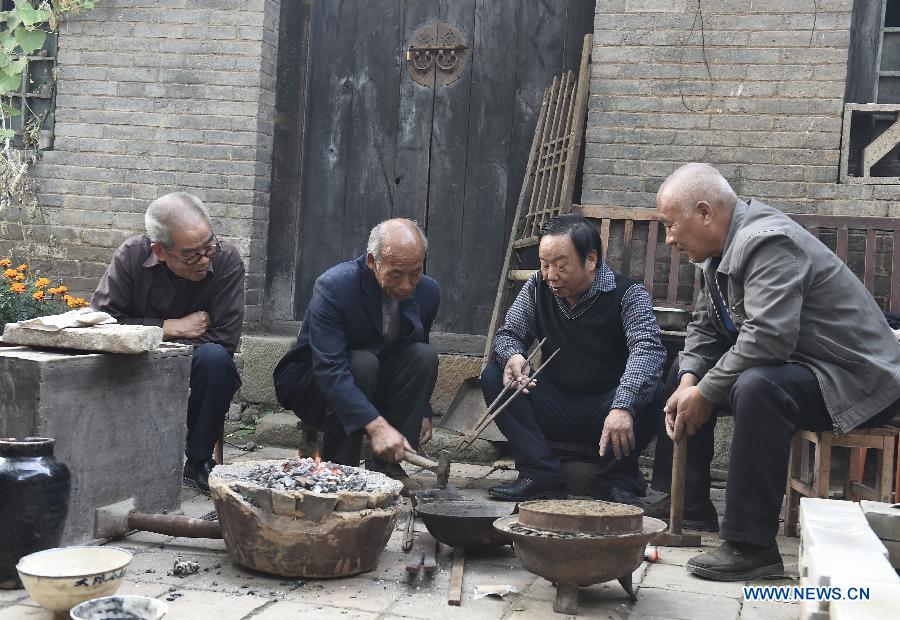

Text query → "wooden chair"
[783,418,899,537]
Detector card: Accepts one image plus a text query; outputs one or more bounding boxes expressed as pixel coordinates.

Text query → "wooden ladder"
[481,33,593,363]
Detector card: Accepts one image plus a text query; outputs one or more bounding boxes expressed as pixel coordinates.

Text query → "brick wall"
[0,0,280,324]
[585,0,900,217]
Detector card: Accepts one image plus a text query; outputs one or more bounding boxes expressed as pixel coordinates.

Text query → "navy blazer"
[273,255,440,433]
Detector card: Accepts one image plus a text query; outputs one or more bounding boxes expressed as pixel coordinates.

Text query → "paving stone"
[860,500,900,541]
[287,576,402,612]
[641,561,747,599]
[739,599,800,620]
[630,587,740,620]
[501,591,630,620]
[255,600,380,619]
[387,589,511,620]
[654,545,706,567]
[156,588,268,619]
[115,580,172,599]
[522,576,639,607]
[829,581,900,619]
[125,548,228,587]
[0,605,52,619]
[0,589,27,605]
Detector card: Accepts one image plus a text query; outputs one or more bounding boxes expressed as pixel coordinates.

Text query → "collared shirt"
[91,234,245,353]
[492,263,666,414]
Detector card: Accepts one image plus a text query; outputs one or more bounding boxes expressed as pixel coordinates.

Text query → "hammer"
[652,437,702,547]
[403,448,452,489]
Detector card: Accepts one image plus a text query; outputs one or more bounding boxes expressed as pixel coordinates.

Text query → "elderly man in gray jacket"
[651,163,900,581]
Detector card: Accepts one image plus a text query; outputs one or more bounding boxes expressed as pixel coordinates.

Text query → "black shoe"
[486,478,567,502]
[645,496,719,531]
[686,541,784,581]
[183,458,216,495]
[596,486,644,508]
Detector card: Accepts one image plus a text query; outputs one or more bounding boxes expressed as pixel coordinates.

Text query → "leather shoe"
[486,478,566,502]
[645,496,719,531]
[183,458,216,495]
[596,486,644,508]
[686,540,784,581]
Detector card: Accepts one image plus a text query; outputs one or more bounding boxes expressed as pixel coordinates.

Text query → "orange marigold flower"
[14,273,24,281]
[2,269,18,279]
[35,278,51,288]
[10,282,26,293]
[16,264,27,271]
[55,285,68,294]
[32,291,45,301]
[64,295,89,308]
[0,259,10,267]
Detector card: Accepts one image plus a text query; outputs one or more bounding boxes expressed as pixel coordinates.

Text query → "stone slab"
[2,323,163,353]
[0,343,191,543]
[860,500,900,541]
[884,539,900,570]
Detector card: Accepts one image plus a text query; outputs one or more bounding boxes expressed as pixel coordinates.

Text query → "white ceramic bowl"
[70,595,168,620]
[16,546,132,614]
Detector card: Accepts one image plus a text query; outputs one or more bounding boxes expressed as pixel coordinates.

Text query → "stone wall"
[0,0,281,324]
[586,0,900,217]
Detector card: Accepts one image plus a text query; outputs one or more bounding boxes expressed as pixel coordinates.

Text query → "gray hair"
[366,219,428,265]
[145,192,210,247]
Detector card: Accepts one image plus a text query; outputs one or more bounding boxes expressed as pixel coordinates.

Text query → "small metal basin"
[416,501,515,549]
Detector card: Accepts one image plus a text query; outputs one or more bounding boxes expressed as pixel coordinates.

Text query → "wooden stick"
[466,348,560,443]
[456,338,548,451]
[448,547,465,606]
[401,509,415,552]
[421,533,437,576]
[669,436,687,534]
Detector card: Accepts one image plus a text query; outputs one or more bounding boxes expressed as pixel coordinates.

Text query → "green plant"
[0,257,89,325]
[1,1,96,212]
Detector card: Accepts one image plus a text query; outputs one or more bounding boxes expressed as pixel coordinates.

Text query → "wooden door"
[272,0,595,336]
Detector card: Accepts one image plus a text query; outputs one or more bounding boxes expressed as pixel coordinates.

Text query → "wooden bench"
[573,204,900,521]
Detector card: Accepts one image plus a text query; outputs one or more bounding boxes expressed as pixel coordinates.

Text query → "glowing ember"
[240,457,374,493]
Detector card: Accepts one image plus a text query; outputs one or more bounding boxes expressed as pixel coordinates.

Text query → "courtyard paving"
[0,445,803,620]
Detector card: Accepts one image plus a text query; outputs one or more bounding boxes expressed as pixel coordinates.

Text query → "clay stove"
[208,458,403,578]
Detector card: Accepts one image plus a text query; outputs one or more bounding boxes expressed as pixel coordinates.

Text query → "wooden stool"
[783,422,899,537]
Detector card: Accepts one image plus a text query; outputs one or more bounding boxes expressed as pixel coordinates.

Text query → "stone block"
[2,323,163,354]
[254,411,305,448]
[236,334,294,406]
[830,582,900,620]
[0,343,190,543]
[860,500,900,542]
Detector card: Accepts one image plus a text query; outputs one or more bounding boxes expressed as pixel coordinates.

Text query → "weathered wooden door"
[271,0,594,336]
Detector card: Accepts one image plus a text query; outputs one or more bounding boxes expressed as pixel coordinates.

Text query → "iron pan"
[415,500,515,549]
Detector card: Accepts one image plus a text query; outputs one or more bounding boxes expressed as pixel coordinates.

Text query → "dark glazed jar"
[0,437,71,589]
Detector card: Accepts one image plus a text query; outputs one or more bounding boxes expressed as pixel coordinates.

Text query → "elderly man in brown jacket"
[650,163,900,581]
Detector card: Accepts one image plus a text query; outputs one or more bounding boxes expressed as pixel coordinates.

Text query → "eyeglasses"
[164,234,221,266]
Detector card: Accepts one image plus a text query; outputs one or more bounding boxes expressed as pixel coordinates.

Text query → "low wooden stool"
[783,421,899,537]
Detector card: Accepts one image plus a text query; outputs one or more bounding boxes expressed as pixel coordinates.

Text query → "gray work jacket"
[680,199,900,432]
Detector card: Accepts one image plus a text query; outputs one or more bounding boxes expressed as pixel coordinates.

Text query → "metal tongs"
[453,337,559,455]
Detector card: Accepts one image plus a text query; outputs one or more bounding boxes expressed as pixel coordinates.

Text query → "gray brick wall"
[0,0,281,325]
[586,0,900,217]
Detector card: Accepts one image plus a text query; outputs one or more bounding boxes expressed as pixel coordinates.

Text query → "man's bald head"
[655,163,737,263]
[366,218,428,301]
[366,218,428,266]
[145,192,210,247]
[658,163,737,215]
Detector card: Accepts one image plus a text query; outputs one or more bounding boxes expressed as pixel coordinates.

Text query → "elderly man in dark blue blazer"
[274,219,440,478]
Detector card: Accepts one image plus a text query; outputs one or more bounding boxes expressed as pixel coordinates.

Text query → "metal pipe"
[126,511,223,539]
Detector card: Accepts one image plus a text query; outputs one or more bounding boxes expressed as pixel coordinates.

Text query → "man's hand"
[366,416,413,463]
[503,353,537,394]
[665,385,714,441]
[599,408,635,459]
[163,311,209,340]
[419,418,433,446]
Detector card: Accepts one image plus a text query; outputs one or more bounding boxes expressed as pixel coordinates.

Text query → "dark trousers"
[651,361,897,547]
[323,342,438,466]
[186,343,241,461]
[480,361,664,492]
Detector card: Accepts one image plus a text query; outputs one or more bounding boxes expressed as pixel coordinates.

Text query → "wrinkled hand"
[665,385,714,441]
[419,418,433,446]
[599,408,635,459]
[503,353,537,394]
[163,311,209,340]
[366,417,413,463]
